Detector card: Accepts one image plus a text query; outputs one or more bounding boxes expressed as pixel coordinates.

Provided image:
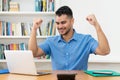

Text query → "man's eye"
[61,21,66,24]
[56,22,59,25]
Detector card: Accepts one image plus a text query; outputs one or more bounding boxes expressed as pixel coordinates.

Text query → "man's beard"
[58,27,71,36]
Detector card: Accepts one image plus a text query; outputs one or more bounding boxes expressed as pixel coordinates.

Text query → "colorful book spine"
[35,0,40,11]
[35,0,54,12]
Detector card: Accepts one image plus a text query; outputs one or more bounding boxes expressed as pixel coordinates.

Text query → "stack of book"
[9,1,19,11]
[0,0,11,11]
[35,0,54,12]
[0,43,26,59]
[0,19,55,36]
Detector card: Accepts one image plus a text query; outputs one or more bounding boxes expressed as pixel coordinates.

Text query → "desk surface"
[0,70,120,80]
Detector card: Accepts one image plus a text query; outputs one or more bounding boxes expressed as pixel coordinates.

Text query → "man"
[28,6,110,70]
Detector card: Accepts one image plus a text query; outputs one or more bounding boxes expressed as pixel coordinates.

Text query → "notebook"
[84,70,120,77]
[0,69,9,74]
[4,50,51,75]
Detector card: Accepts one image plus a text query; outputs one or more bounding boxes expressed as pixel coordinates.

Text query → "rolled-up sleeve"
[89,36,98,54]
[39,38,51,55]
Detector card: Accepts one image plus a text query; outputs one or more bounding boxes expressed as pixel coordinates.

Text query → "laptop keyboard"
[37,71,51,75]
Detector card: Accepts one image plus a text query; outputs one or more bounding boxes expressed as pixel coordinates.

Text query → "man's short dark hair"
[55,6,73,18]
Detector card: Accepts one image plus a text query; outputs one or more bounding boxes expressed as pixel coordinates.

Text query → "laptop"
[4,50,51,75]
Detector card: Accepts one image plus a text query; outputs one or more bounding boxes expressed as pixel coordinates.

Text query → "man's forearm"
[95,24,110,55]
[28,28,38,56]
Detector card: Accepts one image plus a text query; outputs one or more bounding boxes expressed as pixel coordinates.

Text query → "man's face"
[55,15,74,35]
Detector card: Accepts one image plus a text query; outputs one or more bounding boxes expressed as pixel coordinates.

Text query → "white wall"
[59,0,120,63]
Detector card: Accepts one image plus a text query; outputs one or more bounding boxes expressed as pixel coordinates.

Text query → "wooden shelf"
[0,60,6,62]
[0,36,49,39]
[0,59,51,63]
[34,59,51,62]
[0,12,55,16]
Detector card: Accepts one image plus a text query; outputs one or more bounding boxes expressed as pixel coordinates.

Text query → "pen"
[92,71,113,75]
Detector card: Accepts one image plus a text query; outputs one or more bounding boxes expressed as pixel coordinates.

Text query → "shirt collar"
[57,29,78,42]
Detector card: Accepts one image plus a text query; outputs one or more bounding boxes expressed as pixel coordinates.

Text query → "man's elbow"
[101,49,110,55]
[28,48,38,57]
[96,47,111,55]
[103,50,110,55]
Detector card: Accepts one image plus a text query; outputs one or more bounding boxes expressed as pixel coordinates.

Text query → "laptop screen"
[4,50,38,75]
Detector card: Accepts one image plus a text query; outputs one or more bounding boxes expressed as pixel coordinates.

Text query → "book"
[9,1,19,11]
[0,69,9,74]
[42,0,47,12]
[15,22,22,36]
[0,0,2,11]
[3,0,11,11]
[35,0,40,11]
[0,44,5,59]
[0,21,2,35]
[84,70,120,77]
[48,0,54,12]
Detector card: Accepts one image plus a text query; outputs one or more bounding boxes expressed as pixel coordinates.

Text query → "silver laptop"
[4,50,51,75]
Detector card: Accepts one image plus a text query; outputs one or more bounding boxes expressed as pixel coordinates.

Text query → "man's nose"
[58,23,63,28]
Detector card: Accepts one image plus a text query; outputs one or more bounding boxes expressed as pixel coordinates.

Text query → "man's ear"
[71,18,74,25]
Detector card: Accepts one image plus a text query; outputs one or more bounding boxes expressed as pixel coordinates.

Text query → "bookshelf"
[0,0,59,70]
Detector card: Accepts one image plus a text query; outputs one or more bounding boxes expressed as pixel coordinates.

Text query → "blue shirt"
[39,31,98,70]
